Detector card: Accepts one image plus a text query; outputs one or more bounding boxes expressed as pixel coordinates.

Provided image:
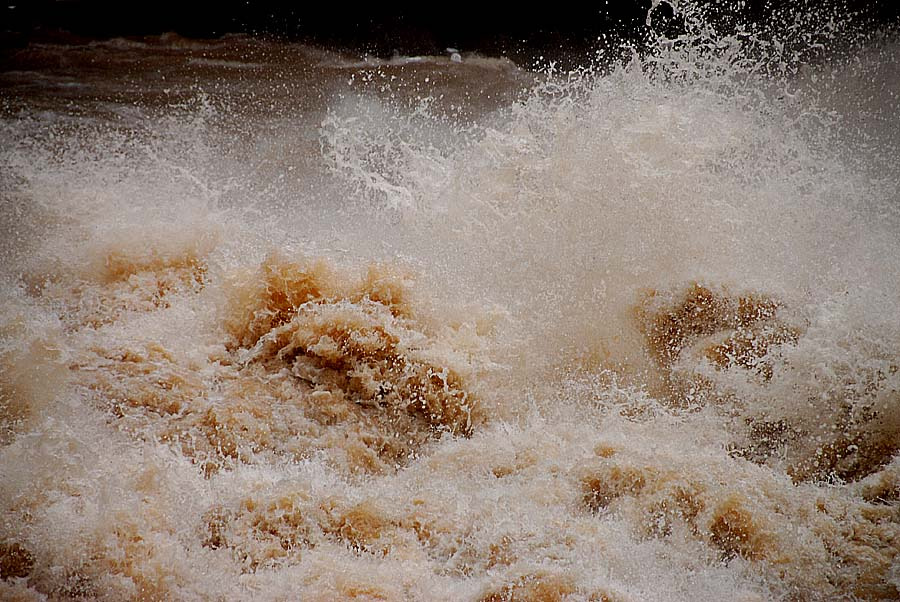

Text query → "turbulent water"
[1,4,899,601]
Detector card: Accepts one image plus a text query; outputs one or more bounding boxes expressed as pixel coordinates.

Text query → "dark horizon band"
[3,1,898,57]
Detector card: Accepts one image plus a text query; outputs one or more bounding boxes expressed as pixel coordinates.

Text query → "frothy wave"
[2,3,899,600]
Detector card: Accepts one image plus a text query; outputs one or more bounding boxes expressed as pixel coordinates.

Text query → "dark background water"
[3,1,898,62]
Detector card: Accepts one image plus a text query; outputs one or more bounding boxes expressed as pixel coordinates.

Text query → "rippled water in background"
[1,3,899,600]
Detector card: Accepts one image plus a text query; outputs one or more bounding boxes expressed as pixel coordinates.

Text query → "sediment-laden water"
[1,4,899,601]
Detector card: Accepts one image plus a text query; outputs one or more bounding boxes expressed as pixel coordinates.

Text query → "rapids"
[1,3,899,600]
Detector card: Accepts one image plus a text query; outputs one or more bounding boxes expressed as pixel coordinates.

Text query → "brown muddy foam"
[633,283,900,486]
[5,247,898,601]
[59,251,480,478]
[578,438,898,599]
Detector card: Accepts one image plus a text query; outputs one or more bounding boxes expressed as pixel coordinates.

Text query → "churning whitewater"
[1,3,899,601]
